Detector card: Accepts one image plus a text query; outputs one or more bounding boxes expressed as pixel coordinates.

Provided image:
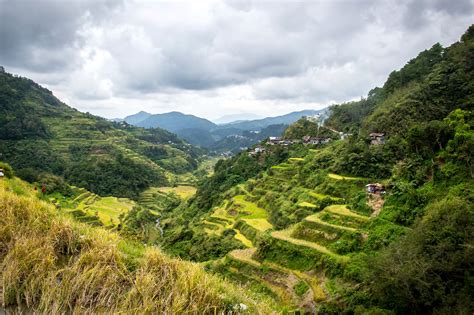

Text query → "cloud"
[0,0,472,119]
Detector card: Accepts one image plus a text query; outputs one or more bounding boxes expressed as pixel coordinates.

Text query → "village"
[248,131,385,157]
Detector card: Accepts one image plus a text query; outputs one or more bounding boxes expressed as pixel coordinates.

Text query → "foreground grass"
[0,181,274,313]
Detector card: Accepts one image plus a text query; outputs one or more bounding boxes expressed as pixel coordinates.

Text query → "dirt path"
[368,194,385,217]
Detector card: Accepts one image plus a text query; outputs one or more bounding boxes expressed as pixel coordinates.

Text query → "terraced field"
[327,173,365,181]
[204,194,273,247]
[61,188,136,226]
[157,185,197,199]
[208,155,401,311]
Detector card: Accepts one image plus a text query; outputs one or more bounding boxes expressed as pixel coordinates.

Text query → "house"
[0,168,4,178]
[340,132,353,140]
[369,133,385,145]
[266,136,282,145]
[248,146,266,156]
[0,66,5,73]
[302,136,332,145]
[366,183,385,194]
[305,114,321,123]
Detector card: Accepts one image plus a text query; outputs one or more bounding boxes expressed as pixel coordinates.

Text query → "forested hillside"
[153,25,474,313]
[0,71,203,199]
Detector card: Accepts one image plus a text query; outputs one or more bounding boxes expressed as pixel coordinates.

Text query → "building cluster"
[266,136,333,146]
[248,146,266,156]
[302,136,332,145]
[248,135,333,156]
[266,137,295,146]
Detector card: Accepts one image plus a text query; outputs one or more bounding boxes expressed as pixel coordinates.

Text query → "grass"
[327,173,365,181]
[271,228,346,261]
[89,197,135,224]
[308,191,342,201]
[233,230,253,247]
[157,185,197,199]
[63,191,137,226]
[325,205,369,221]
[234,195,268,219]
[228,248,261,268]
[298,201,317,208]
[288,157,305,162]
[243,219,273,232]
[293,281,309,297]
[305,214,358,232]
[0,178,273,313]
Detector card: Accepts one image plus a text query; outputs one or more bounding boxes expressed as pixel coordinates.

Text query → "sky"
[0,0,473,121]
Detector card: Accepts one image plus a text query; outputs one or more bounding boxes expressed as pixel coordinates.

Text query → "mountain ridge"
[122,108,328,150]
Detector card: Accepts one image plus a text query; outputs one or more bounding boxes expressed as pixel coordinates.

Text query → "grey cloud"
[1,0,472,115]
[402,0,474,30]
[0,0,122,72]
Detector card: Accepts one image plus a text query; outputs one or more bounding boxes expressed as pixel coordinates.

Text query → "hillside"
[221,109,327,131]
[0,173,273,313]
[0,72,203,199]
[154,26,474,313]
[134,111,217,133]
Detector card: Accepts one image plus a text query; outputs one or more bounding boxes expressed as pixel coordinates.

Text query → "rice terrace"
[0,1,473,314]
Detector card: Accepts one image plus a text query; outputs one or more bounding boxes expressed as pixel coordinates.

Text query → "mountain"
[213,112,263,124]
[123,110,152,125]
[122,108,328,151]
[135,111,216,132]
[0,71,203,199]
[221,109,327,130]
[156,25,474,313]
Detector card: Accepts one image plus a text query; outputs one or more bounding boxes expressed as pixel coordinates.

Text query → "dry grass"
[0,181,274,314]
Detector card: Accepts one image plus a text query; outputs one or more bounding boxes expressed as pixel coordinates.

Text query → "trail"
[368,194,385,217]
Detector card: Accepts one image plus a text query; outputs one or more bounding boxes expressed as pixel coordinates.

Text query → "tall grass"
[0,184,274,313]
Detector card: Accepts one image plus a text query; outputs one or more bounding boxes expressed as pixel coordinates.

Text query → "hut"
[366,183,385,194]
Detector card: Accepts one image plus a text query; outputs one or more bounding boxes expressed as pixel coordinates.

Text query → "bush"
[0,161,14,178]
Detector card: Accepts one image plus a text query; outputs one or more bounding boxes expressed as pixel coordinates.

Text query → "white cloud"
[1,0,472,119]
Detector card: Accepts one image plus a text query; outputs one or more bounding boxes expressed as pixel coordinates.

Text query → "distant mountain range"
[213,113,263,124]
[120,108,328,152]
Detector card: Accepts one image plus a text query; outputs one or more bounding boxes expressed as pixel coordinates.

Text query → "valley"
[0,22,472,315]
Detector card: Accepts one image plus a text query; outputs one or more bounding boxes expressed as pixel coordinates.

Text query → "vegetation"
[152,25,474,313]
[0,176,273,313]
[0,71,202,199]
[1,23,473,315]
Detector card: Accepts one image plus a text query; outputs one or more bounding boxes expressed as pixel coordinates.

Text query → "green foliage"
[0,71,203,198]
[65,149,167,199]
[364,197,474,313]
[283,118,320,139]
[192,146,290,211]
[36,173,72,196]
[0,161,14,178]
[122,206,160,242]
[293,281,309,297]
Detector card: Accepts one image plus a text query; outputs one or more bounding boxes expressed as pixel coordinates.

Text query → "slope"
[0,174,273,313]
[156,25,474,313]
[0,71,203,199]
